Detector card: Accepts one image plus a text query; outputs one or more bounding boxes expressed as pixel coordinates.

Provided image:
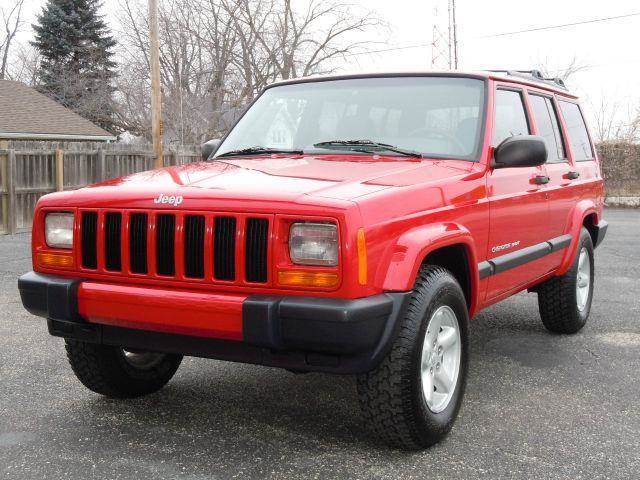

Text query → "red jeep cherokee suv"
[19,71,607,449]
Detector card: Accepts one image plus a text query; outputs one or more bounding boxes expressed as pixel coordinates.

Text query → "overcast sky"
[16,0,640,128]
[345,0,639,126]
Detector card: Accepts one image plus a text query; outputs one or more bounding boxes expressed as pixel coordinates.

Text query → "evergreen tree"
[32,0,118,133]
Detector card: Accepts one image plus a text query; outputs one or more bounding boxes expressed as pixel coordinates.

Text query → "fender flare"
[557,200,599,276]
[380,222,480,315]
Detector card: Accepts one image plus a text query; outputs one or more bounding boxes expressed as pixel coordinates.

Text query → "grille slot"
[104,212,122,271]
[245,218,269,283]
[156,214,175,276]
[78,210,269,285]
[184,215,205,278]
[129,213,148,274]
[81,212,98,269]
[214,216,236,281]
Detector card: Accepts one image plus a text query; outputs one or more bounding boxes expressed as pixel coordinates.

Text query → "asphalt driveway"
[1,208,638,479]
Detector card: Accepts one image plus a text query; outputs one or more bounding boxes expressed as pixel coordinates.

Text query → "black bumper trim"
[19,272,411,374]
[593,220,608,248]
[243,294,398,354]
[18,271,81,322]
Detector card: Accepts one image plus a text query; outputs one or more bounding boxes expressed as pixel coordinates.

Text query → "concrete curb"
[605,196,640,208]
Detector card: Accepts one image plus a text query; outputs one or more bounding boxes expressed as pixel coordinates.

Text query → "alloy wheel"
[420,305,462,413]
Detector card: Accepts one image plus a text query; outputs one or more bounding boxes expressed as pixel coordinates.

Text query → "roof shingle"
[0,80,115,140]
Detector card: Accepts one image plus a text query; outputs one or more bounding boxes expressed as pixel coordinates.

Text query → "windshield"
[216,76,486,160]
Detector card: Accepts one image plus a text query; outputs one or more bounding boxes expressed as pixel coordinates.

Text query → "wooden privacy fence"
[0,141,201,235]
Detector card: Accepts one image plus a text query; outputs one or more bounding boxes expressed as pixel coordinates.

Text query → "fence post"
[55,148,64,191]
[97,147,106,181]
[7,149,16,235]
[171,149,178,166]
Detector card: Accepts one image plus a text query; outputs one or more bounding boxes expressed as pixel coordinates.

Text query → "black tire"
[537,227,594,334]
[357,265,469,450]
[65,340,182,398]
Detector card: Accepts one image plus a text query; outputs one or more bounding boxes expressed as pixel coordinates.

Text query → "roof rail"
[485,69,568,90]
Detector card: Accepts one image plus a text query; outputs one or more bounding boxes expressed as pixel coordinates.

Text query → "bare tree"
[113,0,380,144]
[115,0,239,141]
[0,0,25,79]
[4,42,39,84]
[233,0,380,85]
[589,94,640,143]
[534,55,588,82]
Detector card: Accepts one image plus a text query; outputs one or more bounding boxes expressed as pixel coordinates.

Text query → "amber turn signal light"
[37,252,74,268]
[277,269,339,288]
[357,228,367,286]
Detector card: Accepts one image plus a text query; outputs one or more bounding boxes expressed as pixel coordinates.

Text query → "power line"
[342,11,640,59]
[478,11,640,38]
[343,43,430,58]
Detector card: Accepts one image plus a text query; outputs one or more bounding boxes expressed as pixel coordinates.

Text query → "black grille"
[184,216,205,278]
[104,212,122,271]
[81,212,98,269]
[245,218,269,282]
[129,213,148,274]
[214,216,236,281]
[156,214,175,276]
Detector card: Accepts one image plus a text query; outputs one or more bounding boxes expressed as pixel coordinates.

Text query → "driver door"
[486,87,550,301]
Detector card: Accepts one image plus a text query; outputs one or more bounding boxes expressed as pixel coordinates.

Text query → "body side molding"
[479,234,572,279]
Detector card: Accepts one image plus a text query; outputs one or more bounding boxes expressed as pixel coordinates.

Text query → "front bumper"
[18,272,410,374]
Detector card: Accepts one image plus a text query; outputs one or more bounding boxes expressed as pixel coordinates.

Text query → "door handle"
[532,175,550,185]
[563,171,580,180]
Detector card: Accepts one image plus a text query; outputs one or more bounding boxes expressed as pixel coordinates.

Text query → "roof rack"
[485,69,568,90]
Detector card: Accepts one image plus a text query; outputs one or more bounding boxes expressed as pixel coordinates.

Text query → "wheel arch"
[557,200,599,275]
[381,223,480,316]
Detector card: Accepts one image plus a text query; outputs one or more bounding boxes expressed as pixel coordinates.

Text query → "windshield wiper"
[216,146,304,158]
[313,140,424,158]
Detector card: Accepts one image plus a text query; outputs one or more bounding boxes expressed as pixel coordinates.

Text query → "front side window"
[492,89,530,146]
[216,77,486,160]
[559,101,594,161]
[529,94,566,163]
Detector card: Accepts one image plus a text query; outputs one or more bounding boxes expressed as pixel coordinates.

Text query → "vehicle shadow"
[53,293,573,464]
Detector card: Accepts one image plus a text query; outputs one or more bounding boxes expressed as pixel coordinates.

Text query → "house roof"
[0,80,116,141]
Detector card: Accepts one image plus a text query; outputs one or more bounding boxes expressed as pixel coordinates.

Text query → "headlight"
[45,213,74,249]
[289,222,338,266]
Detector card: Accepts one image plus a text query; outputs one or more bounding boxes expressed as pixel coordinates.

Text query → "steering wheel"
[406,127,467,154]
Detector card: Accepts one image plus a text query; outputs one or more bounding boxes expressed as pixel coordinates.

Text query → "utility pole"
[148,0,163,169]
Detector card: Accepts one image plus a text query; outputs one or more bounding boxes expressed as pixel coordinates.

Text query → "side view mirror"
[202,139,221,160]
[493,135,547,168]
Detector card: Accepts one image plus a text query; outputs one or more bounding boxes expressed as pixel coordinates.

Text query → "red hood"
[41,154,474,210]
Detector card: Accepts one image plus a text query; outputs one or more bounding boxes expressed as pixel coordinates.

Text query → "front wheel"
[357,265,469,450]
[65,340,182,398]
[537,227,595,334]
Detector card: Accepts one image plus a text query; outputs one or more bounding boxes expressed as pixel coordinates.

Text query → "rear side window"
[492,89,530,146]
[529,94,566,163]
[559,101,594,161]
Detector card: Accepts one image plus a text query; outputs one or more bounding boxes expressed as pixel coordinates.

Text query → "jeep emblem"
[153,193,183,207]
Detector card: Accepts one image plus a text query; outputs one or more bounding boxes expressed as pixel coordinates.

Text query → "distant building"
[0,80,116,142]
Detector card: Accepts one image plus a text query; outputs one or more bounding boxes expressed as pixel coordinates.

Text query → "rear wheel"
[65,340,182,398]
[357,265,469,450]
[537,227,594,334]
